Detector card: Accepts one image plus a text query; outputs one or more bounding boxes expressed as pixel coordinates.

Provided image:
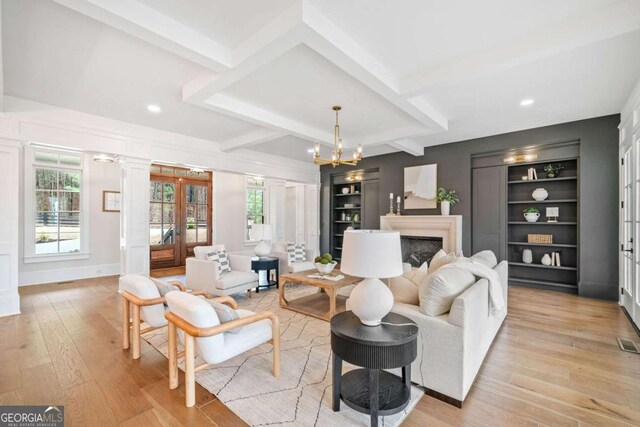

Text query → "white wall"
[18,157,121,285]
[212,172,250,252]
[285,187,297,242]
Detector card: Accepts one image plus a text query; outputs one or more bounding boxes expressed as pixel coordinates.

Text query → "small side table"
[330,311,418,427]
[251,256,279,293]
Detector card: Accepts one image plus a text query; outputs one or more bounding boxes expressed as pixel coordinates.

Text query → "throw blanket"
[459,260,505,315]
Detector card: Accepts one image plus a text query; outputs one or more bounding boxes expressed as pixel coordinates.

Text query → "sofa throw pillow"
[207,300,242,333]
[428,249,459,275]
[470,250,498,269]
[207,249,232,274]
[404,262,429,287]
[420,261,477,316]
[389,276,419,305]
[287,242,307,263]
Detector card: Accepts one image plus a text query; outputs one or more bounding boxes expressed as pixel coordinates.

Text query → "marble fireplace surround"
[379,215,463,255]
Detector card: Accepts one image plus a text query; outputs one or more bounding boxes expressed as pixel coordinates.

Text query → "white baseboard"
[19,263,120,286]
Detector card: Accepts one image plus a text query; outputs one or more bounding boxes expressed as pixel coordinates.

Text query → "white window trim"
[23,146,91,263]
[244,176,268,245]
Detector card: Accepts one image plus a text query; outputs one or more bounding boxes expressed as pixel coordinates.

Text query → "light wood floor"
[1,278,639,426]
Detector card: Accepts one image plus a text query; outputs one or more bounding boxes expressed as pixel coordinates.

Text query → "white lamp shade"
[251,224,273,241]
[341,230,403,278]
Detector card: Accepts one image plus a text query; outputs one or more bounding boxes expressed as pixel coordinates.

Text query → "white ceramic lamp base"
[348,277,394,326]
[254,240,271,257]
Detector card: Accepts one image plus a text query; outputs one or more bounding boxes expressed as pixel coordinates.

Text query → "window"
[246,177,265,241]
[25,147,89,262]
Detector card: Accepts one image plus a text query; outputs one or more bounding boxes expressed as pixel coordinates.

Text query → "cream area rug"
[142,284,423,427]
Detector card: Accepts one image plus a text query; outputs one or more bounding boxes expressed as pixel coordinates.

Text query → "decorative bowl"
[315,261,337,274]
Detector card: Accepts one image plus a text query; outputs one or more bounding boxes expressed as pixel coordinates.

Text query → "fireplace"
[380,215,462,255]
[401,236,443,267]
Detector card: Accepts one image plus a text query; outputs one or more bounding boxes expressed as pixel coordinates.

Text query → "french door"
[620,137,640,326]
[149,168,212,269]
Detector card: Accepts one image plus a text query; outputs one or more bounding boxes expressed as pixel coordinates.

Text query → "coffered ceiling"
[3,0,640,161]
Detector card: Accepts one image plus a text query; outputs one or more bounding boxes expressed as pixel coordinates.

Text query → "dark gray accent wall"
[320,115,620,300]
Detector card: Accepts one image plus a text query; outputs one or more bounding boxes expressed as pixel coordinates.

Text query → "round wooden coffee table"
[330,311,418,427]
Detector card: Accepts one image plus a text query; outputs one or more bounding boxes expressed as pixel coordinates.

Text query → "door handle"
[176,227,181,236]
[623,248,633,253]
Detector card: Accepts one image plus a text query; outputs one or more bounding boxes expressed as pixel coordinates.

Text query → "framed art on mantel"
[404,164,437,209]
[103,190,121,212]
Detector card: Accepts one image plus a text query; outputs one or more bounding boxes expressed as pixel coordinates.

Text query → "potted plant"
[523,207,540,222]
[543,163,564,178]
[436,187,459,216]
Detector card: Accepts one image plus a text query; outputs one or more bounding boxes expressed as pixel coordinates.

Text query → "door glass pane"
[163,183,175,202]
[150,224,162,245]
[150,182,162,201]
[186,221,197,243]
[163,204,175,223]
[149,203,162,223]
[197,223,207,242]
[162,224,175,244]
[197,205,207,221]
[197,186,207,204]
[185,185,196,203]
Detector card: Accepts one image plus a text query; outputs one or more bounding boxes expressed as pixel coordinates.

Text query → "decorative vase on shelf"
[532,188,548,201]
[524,212,540,222]
[341,187,349,195]
[440,201,451,216]
[522,249,533,264]
[547,173,555,178]
[541,254,552,266]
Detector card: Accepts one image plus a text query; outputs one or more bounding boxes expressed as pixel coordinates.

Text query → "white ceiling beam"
[387,139,424,157]
[348,125,431,148]
[220,129,286,153]
[53,0,232,72]
[400,0,640,97]
[204,94,335,145]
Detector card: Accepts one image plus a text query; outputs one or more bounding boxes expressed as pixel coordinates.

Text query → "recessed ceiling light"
[147,104,162,113]
[520,99,535,106]
[307,148,315,153]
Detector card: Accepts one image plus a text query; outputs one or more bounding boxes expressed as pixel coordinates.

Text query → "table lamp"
[252,224,273,257]
[341,230,403,326]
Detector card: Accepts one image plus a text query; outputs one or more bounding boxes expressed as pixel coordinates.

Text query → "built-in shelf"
[508,242,577,248]
[508,176,577,184]
[334,207,361,210]
[334,193,361,197]
[509,261,577,271]
[508,199,577,204]
[334,221,360,224]
[333,234,344,237]
[509,277,577,289]
[334,247,342,250]
[508,221,577,225]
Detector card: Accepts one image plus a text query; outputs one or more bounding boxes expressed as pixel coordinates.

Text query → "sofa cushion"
[120,274,167,328]
[207,249,232,274]
[404,262,429,286]
[389,275,419,305]
[471,250,498,269]
[420,261,477,316]
[287,242,307,262]
[216,270,259,290]
[428,249,459,275]
[206,300,242,333]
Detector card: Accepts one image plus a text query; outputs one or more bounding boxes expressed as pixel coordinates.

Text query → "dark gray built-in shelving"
[507,158,579,294]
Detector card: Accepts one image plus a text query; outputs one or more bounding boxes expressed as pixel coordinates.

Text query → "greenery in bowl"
[543,164,564,176]
[436,187,459,204]
[523,207,540,214]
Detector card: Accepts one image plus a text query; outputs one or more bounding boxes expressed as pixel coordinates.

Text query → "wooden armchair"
[119,274,208,359]
[164,291,280,407]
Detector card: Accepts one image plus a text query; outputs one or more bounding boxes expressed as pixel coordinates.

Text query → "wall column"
[0,139,21,316]
[267,179,286,242]
[120,157,151,276]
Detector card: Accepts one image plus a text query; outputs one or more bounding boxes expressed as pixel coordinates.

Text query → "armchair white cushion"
[271,242,316,273]
[166,291,273,364]
[187,245,258,296]
[119,274,166,328]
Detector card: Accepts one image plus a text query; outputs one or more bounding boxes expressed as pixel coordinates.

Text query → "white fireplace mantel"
[379,215,463,254]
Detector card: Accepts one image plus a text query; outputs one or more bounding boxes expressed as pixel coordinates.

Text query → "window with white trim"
[24,147,90,262]
[245,177,265,242]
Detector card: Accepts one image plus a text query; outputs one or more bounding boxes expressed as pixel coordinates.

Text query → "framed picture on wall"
[404,164,437,209]
[103,190,121,212]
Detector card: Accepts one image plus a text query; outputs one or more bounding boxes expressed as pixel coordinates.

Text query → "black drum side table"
[330,311,418,427]
[251,256,279,292]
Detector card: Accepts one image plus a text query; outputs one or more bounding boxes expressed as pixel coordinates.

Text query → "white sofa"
[390,260,508,405]
[270,242,316,273]
[186,245,258,296]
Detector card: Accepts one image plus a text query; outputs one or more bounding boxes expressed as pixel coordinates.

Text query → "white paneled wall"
[0,139,21,316]
[287,183,319,256]
[267,179,286,242]
[120,158,151,276]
